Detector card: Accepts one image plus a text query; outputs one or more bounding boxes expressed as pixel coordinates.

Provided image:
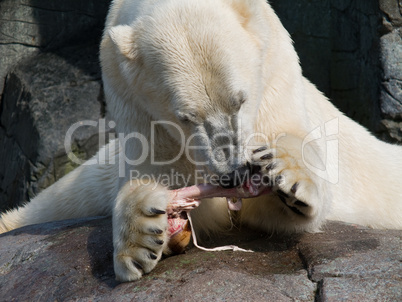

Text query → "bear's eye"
[178,112,196,124]
[181,116,190,123]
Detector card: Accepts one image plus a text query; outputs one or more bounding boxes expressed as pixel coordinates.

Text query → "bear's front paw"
[252,144,320,221]
[113,181,169,282]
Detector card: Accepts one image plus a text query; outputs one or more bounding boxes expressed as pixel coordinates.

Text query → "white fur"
[1,0,401,282]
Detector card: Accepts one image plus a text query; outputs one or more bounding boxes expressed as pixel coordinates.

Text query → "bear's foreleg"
[250,135,330,233]
[112,179,171,281]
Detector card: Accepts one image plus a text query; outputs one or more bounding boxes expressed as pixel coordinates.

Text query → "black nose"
[219,163,254,189]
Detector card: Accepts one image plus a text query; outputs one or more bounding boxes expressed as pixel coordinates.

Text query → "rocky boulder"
[379,0,402,142]
[0,219,401,301]
[0,43,112,212]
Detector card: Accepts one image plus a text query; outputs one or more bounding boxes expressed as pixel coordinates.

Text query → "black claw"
[277,195,305,216]
[288,205,305,216]
[261,175,272,186]
[291,183,299,194]
[277,189,289,198]
[266,162,277,171]
[260,153,273,160]
[155,239,164,245]
[132,260,143,271]
[149,228,163,235]
[295,200,308,207]
[275,175,284,185]
[149,253,158,260]
[150,208,166,215]
[253,146,267,154]
[278,195,287,204]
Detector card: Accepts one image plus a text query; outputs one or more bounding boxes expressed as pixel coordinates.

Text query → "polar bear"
[1,0,401,282]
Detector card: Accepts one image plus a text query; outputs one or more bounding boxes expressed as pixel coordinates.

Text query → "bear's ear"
[108,25,137,60]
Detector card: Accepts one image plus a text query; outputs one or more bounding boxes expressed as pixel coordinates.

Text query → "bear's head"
[103,0,279,186]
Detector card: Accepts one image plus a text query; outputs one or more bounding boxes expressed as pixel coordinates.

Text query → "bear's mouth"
[217,162,262,189]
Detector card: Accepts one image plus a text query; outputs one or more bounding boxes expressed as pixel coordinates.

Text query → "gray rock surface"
[0,219,400,301]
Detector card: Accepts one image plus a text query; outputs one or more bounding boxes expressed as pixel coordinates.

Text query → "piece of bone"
[166,183,271,253]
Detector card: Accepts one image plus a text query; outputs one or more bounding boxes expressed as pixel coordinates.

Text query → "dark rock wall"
[270,0,401,142]
[0,0,401,211]
[271,0,379,132]
[0,0,111,95]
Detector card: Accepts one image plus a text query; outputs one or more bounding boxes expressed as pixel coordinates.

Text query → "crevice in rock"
[98,84,106,118]
[0,42,40,48]
[296,246,321,302]
[19,4,74,14]
[0,19,48,25]
[313,279,324,302]
[297,247,313,280]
